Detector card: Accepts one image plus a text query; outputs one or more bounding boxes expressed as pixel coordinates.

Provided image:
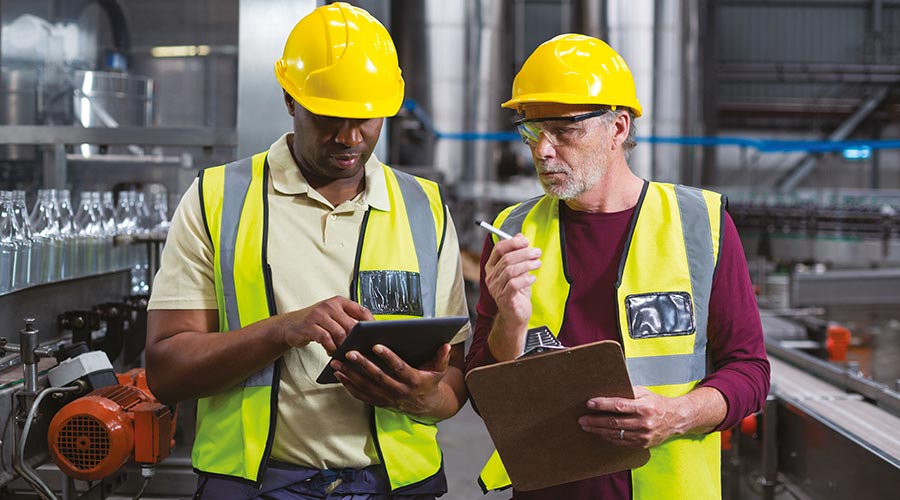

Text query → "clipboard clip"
[518,326,567,358]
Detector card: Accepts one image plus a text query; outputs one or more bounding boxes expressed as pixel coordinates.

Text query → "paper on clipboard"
[465,340,651,491]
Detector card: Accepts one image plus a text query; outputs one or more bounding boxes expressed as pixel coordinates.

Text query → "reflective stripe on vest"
[219,156,252,331]
[394,169,439,317]
[478,182,723,499]
[196,152,447,490]
[217,156,274,389]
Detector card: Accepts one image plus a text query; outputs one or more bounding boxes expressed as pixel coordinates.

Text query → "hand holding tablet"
[317,316,469,384]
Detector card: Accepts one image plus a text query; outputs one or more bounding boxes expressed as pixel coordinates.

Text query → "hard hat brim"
[290,92,404,119]
[502,93,642,118]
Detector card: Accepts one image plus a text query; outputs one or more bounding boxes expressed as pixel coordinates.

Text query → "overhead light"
[150,45,211,58]
[842,146,872,161]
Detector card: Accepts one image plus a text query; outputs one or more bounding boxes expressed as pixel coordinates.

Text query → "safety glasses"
[515,107,615,147]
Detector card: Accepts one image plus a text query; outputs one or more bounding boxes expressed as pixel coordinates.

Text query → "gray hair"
[600,108,637,160]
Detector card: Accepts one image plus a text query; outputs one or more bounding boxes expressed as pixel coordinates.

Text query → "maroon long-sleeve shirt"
[465,203,770,500]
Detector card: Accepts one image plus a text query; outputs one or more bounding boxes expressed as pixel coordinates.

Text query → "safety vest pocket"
[625,291,695,339]
[359,270,424,316]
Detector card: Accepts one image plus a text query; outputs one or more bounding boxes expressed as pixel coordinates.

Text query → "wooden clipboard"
[465,340,651,491]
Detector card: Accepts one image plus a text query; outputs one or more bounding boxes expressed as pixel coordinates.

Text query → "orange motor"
[48,383,175,481]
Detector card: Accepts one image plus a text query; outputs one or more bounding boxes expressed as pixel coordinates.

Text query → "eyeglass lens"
[516,109,610,146]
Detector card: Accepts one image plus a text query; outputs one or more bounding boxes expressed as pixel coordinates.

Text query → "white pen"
[475,220,513,240]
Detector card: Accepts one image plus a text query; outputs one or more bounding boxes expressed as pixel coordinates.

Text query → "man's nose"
[335,120,364,147]
[533,133,556,159]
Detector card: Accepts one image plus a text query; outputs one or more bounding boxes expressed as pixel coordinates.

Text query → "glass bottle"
[101,191,121,270]
[12,190,39,286]
[0,192,18,292]
[31,189,61,282]
[116,190,137,234]
[135,192,152,232]
[56,189,79,278]
[91,191,112,272]
[132,191,150,293]
[75,191,101,274]
[149,192,170,236]
[2,192,29,289]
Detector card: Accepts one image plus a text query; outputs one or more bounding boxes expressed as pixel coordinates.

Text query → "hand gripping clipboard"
[465,340,651,491]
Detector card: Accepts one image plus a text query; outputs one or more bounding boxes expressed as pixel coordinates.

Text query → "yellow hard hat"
[274,2,404,118]
[502,34,642,117]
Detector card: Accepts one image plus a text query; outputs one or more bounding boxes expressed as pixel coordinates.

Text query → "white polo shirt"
[149,133,470,469]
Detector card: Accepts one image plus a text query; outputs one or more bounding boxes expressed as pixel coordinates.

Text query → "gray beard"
[537,161,605,200]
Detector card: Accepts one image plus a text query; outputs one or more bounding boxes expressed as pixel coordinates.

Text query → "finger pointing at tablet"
[275,296,374,355]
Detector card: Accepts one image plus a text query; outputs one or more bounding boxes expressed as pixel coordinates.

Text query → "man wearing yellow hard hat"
[146,3,470,499]
[466,34,769,499]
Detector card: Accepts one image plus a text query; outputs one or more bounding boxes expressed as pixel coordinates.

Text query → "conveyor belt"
[770,356,900,464]
[759,311,808,341]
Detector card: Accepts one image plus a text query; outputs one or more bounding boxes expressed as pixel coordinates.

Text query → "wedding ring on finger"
[619,429,625,440]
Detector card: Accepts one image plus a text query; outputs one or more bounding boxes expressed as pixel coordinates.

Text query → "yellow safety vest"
[195,152,448,491]
[478,182,723,499]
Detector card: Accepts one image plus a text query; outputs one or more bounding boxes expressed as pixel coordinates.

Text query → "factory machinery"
[0,258,183,500]
[1,1,899,498]
[0,2,231,493]
[722,195,900,500]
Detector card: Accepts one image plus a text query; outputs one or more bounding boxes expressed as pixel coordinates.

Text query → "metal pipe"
[576,0,603,37]
[19,318,38,394]
[681,0,703,185]
[463,0,483,185]
[873,0,884,63]
[650,0,662,181]
[16,385,82,500]
[760,396,779,500]
[62,477,75,500]
[700,0,720,186]
[561,0,573,32]
[514,0,525,66]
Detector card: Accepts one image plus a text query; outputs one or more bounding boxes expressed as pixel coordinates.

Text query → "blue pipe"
[401,99,900,154]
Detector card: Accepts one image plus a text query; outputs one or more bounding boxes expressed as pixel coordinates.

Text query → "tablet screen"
[316,316,469,384]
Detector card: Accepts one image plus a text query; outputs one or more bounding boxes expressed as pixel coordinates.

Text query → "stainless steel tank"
[71,70,155,156]
[72,70,154,129]
[0,68,40,161]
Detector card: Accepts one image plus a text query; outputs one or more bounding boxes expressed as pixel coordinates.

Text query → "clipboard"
[316,316,469,384]
[465,340,651,491]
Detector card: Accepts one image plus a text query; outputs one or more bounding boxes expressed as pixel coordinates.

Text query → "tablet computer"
[316,316,469,384]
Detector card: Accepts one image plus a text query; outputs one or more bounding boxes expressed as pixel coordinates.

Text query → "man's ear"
[612,111,630,150]
[284,91,295,116]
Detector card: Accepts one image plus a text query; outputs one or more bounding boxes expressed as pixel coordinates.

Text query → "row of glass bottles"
[0,189,169,295]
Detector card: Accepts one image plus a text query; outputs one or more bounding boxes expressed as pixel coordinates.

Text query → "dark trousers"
[194,461,447,500]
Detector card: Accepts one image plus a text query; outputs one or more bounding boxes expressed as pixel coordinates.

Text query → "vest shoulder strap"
[495,195,544,242]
